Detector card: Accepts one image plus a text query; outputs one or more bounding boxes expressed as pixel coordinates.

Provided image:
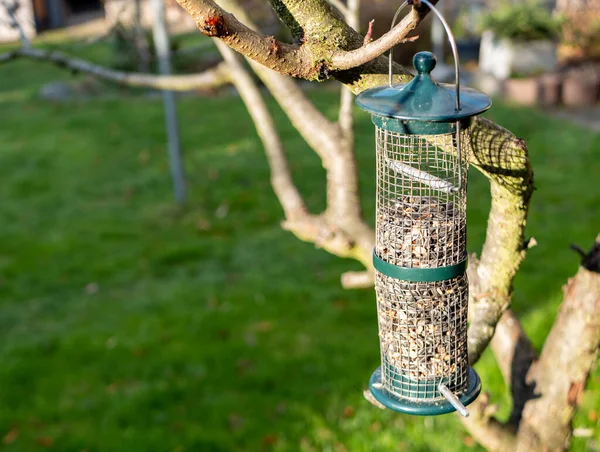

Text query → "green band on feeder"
[369,366,482,416]
[373,251,467,282]
[371,116,472,135]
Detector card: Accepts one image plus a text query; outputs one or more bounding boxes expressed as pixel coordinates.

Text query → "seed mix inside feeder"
[355,0,492,417]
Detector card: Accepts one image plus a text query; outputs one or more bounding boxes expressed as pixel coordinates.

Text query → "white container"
[479,31,557,79]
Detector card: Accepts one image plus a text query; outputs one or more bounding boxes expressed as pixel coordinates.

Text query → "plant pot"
[504,77,540,106]
[539,73,562,106]
[563,72,599,107]
[480,31,558,79]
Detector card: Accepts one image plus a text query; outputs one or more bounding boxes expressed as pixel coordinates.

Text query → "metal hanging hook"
[388,0,461,112]
[387,0,465,192]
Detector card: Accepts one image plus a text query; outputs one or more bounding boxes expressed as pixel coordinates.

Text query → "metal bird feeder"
[356,0,492,416]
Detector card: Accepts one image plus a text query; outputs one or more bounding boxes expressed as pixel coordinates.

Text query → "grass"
[0,42,599,451]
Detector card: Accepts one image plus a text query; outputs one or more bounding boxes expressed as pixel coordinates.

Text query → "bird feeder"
[355,0,492,416]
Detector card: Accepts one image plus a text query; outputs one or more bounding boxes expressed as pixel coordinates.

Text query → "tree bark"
[466,117,535,365]
[516,237,600,451]
[214,40,309,223]
[0,47,232,91]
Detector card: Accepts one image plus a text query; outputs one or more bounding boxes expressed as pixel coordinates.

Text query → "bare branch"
[2,0,30,48]
[338,0,359,144]
[517,237,600,451]
[0,47,231,91]
[330,1,435,70]
[326,0,349,18]
[214,40,309,222]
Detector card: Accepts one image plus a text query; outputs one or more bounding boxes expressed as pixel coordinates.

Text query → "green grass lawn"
[0,48,599,451]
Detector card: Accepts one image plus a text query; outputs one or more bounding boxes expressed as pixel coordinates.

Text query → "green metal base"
[369,367,481,416]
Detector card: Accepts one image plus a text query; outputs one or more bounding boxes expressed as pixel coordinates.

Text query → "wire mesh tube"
[374,127,471,401]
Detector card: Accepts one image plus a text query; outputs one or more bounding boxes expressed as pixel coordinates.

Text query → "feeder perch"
[356,0,492,417]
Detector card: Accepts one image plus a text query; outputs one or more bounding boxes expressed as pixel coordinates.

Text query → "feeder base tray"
[368,367,481,416]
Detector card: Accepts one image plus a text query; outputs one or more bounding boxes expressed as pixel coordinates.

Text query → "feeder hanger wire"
[387,0,464,192]
[386,0,470,416]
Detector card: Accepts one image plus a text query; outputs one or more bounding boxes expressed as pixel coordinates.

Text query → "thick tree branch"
[175,0,425,85]
[466,117,535,365]
[176,0,316,78]
[517,237,600,451]
[0,47,231,91]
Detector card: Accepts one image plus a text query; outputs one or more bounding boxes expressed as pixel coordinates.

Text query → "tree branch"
[460,393,517,452]
[466,117,535,365]
[176,0,317,78]
[326,0,349,18]
[2,0,30,48]
[338,0,359,145]
[517,236,600,451]
[490,309,538,427]
[217,0,373,266]
[175,0,426,84]
[330,1,432,70]
[0,47,231,91]
[214,40,309,222]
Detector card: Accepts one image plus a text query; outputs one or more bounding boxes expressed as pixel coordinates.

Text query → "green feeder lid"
[356,52,491,122]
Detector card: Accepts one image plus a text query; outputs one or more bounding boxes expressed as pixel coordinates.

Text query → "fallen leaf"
[215,203,229,219]
[244,332,257,347]
[334,443,347,452]
[342,406,355,418]
[252,321,273,333]
[217,329,230,341]
[132,348,146,357]
[589,409,598,422]
[35,437,54,447]
[463,435,476,448]
[229,413,244,432]
[2,426,18,445]
[105,336,117,349]
[316,427,332,440]
[236,358,255,376]
[369,422,381,433]
[85,282,99,294]
[262,434,278,446]
[207,168,219,180]
[138,150,150,164]
[196,218,212,231]
[333,300,348,311]
[274,402,287,416]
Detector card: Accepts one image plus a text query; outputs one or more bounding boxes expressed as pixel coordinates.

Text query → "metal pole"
[431,1,445,63]
[151,0,186,205]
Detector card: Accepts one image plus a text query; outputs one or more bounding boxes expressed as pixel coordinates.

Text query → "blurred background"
[0,0,599,451]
